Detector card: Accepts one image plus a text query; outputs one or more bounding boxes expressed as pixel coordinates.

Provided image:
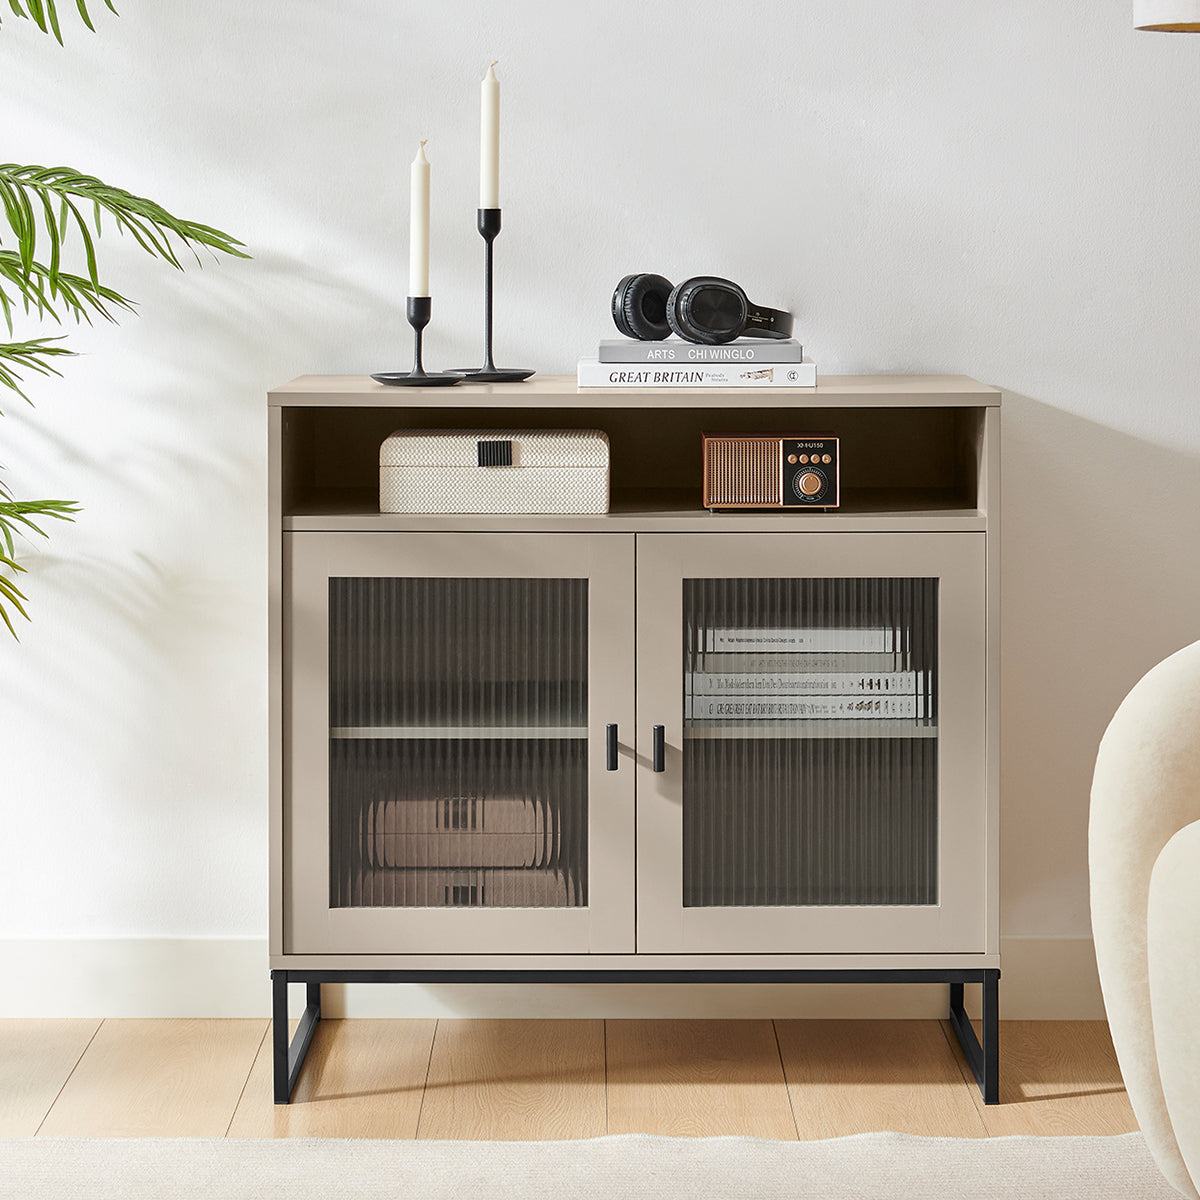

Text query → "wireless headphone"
[611,273,793,346]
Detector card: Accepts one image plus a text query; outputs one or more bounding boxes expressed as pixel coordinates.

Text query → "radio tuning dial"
[798,471,823,496]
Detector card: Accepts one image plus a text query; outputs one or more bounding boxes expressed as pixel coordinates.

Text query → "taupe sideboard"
[268,374,1001,1103]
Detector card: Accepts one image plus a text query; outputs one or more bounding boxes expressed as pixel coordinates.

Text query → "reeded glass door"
[286,532,634,956]
[636,533,986,955]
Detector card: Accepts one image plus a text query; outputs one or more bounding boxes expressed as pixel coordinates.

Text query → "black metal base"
[445,366,536,383]
[371,370,461,387]
[271,967,1000,1105]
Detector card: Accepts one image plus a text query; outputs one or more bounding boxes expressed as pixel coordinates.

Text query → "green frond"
[0,165,249,285]
[0,571,29,637]
[0,249,133,331]
[0,336,73,406]
[1,0,117,43]
[0,494,79,554]
[0,487,77,636]
[1,0,240,639]
[0,540,29,635]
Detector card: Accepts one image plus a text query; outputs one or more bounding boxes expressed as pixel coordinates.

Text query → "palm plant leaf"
[0,482,77,636]
[0,249,133,330]
[0,336,73,405]
[0,165,248,291]
[2,0,118,43]
[0,569,29,637]
[0,501,78,558]
[1,7,247,637]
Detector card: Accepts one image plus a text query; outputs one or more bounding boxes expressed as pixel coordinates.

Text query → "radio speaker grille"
[704,438,781,506]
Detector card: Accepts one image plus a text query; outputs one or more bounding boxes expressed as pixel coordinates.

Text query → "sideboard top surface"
[269,374,1002,409]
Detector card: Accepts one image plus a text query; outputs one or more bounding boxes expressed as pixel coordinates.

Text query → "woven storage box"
[379,429,610,514]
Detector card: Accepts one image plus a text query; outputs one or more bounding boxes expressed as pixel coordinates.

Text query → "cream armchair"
[1091,640,1200,1199]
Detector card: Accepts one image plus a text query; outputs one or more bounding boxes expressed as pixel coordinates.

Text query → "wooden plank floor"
[946,1019,1139,1138]
[36,1020,268,1138]
[1,1018,1139,1140]
[776,1019,989,1139]
[228,1019,436,1139]
[417,1019,606,1140]
[607,1019,798,1139]
[0,1019,100,1137]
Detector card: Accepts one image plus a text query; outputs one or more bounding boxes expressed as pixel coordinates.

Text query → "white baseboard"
[0,938,269,1018]
[0,936,1106,1020]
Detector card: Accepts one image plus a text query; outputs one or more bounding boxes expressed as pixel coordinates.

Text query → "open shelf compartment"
[278,396,994,529]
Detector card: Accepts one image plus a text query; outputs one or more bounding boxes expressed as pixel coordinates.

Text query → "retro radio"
[702,433,839,510]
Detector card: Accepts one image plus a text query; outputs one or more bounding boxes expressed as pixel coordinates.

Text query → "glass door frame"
[635,531,988,956]
[284,531,635,956]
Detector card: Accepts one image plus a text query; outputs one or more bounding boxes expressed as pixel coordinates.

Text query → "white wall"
[2,0,1198,1016]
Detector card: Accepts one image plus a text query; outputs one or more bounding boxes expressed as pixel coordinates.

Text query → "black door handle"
[606,723,618,771]
[653,725,665,772]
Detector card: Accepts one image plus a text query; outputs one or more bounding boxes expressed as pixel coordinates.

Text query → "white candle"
[409,140,430,297]
[480,61,500,208]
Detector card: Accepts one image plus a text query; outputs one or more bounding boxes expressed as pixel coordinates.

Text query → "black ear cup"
[611,273,674,341]
[666,277,749,345]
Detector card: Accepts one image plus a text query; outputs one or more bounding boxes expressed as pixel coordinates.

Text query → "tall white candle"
[409,140,430,297]
[480,62,500,208]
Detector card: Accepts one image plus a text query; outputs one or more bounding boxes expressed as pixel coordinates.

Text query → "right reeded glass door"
[636,533,987,956]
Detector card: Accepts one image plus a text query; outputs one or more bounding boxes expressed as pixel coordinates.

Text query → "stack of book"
[578,338,815,389]
[685,625,927,722]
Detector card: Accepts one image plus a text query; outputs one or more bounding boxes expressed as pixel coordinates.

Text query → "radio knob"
[798,471,823,496]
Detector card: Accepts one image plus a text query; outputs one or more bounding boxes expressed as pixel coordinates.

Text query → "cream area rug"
[0,1132,1178,1200]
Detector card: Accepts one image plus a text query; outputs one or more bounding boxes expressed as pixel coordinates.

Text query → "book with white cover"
[703,627,896,653]
[687,695,925,720]
[365,797,546,835]
[598,338,804,364]
[363,797,552,870]
[578,358,816,388]
[689,651,902,673]
[356,866,571,907]
[688,671,918,696]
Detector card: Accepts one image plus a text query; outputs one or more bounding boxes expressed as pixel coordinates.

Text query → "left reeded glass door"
[285,532,635,956]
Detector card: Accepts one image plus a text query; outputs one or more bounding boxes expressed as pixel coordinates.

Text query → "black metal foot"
[948,970,1000,1104]
[272,970,322,1104]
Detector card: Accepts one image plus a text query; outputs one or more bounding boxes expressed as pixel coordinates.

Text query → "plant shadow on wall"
[0,0,246,637]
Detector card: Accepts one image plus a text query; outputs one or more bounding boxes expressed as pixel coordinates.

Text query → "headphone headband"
[743,300,793,340]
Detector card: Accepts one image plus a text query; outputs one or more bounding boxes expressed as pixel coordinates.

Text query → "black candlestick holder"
[371,296,462,387]
[447,209,535,383]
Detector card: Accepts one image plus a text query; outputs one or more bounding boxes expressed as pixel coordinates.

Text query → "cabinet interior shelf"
[330,723,935,740]
[330,725,589,740]
[685,721,939,740]
[285,487,984,531]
